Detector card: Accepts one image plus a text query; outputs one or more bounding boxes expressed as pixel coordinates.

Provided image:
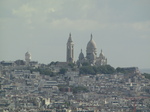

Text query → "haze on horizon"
[0,0,150,69]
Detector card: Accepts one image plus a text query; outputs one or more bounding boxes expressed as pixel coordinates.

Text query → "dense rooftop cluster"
[0,61,150,112]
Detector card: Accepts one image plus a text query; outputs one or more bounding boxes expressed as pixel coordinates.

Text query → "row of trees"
[79,64,116,75]
[29,61,143,76]
[30,67,69,76]
[142,73,150,80]
[30,68,55,77]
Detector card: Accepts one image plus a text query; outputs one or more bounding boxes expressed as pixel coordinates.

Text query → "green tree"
[82,62,90,66]
[116,67,126,73]
[142,73,150,80]
[29,67,55,76]
[71,86,89,94]
[59,68,68,75]
[105,65,116,74]
[68,63,75,68]
[79,66,96,75]
[79,65,115,75]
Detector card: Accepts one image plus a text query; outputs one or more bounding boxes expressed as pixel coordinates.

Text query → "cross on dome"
[91,34,93,40]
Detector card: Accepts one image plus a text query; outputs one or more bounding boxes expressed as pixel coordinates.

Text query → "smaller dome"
[99,49,105,59]
[79,49,84,60]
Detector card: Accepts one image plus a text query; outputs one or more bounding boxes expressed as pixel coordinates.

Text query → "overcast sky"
[0,0,150,69]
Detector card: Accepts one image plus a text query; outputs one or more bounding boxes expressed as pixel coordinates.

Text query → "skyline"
[0,0,150,69]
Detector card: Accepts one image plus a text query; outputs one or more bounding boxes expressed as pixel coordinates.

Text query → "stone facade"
[66,33,107,66]
[66,33,74,63]
[77,34,107,66]
[25,52,31,65]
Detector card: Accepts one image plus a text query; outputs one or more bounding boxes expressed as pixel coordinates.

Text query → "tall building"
[77,34,107,66]
[66,33,74,63]
[25,52,31,65]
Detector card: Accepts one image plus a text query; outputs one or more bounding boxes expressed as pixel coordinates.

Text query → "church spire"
[68,33,72,42]
[67,33,74,63]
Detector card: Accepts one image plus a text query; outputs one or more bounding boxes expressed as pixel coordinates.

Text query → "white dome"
[86,34,97,54]
[25,52,31,60]
[99,50,105,59]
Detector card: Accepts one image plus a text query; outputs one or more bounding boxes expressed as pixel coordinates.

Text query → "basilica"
[66,33,107,66]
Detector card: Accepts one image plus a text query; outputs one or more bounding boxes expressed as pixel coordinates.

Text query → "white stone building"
[66,33,74,63]
[66,33,107,66]
[25,52,31,65]
[77,34,107,66]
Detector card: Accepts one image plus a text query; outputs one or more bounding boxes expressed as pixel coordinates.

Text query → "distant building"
[0,61,14,66]
[77,34,107,66]
[66,33,74,63]
[25,52,31,65]
[66,33,107,66]
[14,60,25,66]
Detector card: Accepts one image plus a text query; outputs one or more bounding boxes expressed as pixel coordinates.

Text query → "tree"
[105,65,116,74]
[29,67,55,76]
[79,65,116,75]
[79,66,96,75]
[68,63,75,68]
[116,67,126,73]
[59,68,68,75]
[82,62,90,66]
[71,86,89,94]
[142,73,150,80]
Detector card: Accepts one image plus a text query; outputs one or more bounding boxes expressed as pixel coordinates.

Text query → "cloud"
[12,4,37,18]
[49,18,99,31]
[2,0,150,33]
[45,8,55,13]
[131,21,150,31]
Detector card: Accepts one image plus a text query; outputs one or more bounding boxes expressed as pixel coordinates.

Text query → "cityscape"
[1,0,150,112]
[0,34,150,112]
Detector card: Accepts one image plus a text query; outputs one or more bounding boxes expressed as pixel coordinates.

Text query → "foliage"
[68,63,75,68]
[116,67,137,74]
[116,67,127,74]
[80,66,96,75]
[71,86,89,94]
[48,61,59,66]
[59,68,68,75]
[79,65,116,75]
[71,68,77,71]
[30,67,55,76]
[82,62,90,66]
[142,73,150,80]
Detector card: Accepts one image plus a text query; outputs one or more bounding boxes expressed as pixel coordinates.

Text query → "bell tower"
[66,33,74,63]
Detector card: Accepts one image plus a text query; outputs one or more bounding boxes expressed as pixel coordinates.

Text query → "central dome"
[86,34,97,54]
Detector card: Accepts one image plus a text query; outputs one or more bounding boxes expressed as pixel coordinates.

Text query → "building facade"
[25,52,31,65]
[66,33,74,63]
[77,34,107,66]
[66,33,107,66]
